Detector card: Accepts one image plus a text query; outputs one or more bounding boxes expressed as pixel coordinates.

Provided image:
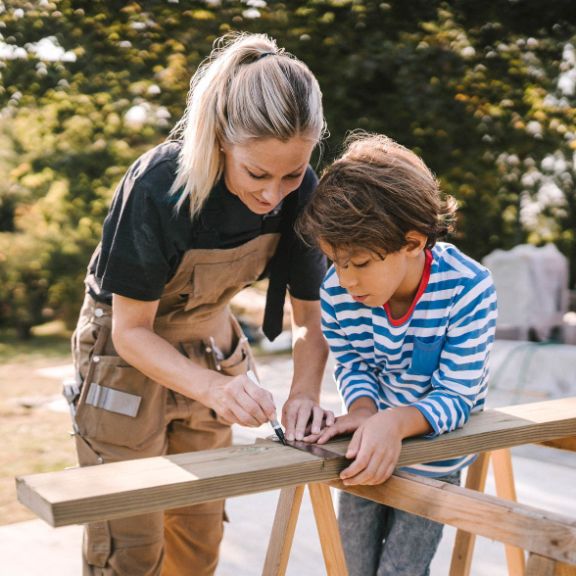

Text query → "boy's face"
[319,238,426,308]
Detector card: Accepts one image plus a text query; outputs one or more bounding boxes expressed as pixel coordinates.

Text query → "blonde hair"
[169,32,326,218]
[297,132,457,254]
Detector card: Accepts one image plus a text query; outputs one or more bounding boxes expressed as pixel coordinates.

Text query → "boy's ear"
[403,231,428,257]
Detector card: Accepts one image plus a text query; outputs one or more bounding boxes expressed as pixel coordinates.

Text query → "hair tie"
[256,51,275,61]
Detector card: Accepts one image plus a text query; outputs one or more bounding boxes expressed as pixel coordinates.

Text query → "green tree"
[0,0,575,335]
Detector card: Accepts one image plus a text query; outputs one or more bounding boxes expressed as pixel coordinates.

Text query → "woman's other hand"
[282,393,335,441]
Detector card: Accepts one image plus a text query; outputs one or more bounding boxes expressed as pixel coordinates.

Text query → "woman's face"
[222,136,316,215]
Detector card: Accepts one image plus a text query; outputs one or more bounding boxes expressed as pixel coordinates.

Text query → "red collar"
[383,248,432,327]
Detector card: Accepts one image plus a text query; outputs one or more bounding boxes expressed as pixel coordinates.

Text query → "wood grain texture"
[308,483,348,576]
[540,437,576,452]
[556,563,576,576]
[449,451,491,576]
[330,471,576,566]
[16,397,576,527]
[526,553,556,576]
[262,485,304,576]
[492,449,526,575]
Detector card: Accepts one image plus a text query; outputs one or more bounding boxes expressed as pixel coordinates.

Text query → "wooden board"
[330,471,576,566]
[16,397,576,527]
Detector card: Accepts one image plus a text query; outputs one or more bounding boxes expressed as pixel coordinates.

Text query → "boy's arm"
[320,284,381,408]
[412,272,498,437]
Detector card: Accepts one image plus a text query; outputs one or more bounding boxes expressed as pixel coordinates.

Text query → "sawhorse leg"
[450,451,491,575]
[262,485,305,576]
[450,449,525,576]
[263,484,348,576]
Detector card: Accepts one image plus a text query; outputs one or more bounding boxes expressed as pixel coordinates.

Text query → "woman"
[67,33,331,575]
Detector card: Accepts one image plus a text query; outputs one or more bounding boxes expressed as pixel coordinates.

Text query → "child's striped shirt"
[321,242,497,477]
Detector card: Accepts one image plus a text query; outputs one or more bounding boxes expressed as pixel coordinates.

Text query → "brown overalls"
[70,232,280,575]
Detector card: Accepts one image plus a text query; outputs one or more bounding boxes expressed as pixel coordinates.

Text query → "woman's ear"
[403,231,428,257]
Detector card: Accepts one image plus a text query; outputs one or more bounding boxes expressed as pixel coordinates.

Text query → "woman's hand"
[282,392,335,441]
[205,372,277,427]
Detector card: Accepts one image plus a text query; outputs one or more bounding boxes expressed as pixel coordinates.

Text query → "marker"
[246,370,287,445]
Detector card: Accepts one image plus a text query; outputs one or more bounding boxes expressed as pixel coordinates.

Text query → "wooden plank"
[262,485,305,576]
[449,451,490,576]
[492,449,526,575]
[16,397,576,527]
[540,437,576,452]
[556,563,576,576]
[308,483,348,576]
[526,553,556,576]
[328,471,576,566]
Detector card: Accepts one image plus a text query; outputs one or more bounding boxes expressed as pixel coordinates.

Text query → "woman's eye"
[248,171,266,180]
[284,173,303,180]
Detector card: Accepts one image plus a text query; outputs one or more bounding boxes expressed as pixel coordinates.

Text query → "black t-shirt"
[86,141,326,304]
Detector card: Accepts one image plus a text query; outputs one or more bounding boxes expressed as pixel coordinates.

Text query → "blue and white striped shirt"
[321,242,497,476]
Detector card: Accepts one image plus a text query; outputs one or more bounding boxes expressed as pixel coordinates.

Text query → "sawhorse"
[263,444,576,576]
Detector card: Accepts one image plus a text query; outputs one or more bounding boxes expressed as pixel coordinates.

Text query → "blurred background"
[1,0,576,338]
[1,2,576,574]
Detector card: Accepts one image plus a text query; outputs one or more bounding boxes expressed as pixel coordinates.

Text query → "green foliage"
[0,0,575,335]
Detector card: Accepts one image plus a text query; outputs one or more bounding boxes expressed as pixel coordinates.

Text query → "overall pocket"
[219,335,251,377]
[410,336,445,376]
[188,251,262,308]
[75,354,166,450]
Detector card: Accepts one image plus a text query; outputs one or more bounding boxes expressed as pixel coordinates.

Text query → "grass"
[0,321,77,525]
[0,321,72,364]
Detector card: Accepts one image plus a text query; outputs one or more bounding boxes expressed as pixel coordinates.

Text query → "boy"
[296,133,497,576]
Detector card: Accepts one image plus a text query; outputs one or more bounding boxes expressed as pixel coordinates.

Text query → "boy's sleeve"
[413,272,497,437]
[320,284,380,410]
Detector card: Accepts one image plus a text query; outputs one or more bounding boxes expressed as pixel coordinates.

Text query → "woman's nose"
[261,182,282,205]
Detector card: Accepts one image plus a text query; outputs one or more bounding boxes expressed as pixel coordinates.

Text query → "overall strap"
[262,189,301,341]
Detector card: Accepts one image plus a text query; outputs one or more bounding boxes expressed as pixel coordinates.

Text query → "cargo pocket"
[410,336,445,376]
[219,336,251,377]
[84,520,112,569]
[75,355,165,450]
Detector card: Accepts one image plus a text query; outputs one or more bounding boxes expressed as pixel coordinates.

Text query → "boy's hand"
[335,406,431,486]
[338,411,403,486]
[304,407,374,443]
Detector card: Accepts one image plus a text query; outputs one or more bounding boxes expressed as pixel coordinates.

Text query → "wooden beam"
[540,437,576,452]
[308,483,348,576]
[329,472,576,567]
[526,553,556,576]
[449,451,490,576]
[16,397,576,527]
[492,449,526,575]
[262,485,304,576]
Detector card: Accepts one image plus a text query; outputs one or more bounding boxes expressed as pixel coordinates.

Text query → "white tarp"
[483,243,569,341]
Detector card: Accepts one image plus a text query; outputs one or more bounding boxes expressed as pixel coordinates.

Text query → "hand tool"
[246,369,287,445]
[207,336,225,371]
[282,438,343,460]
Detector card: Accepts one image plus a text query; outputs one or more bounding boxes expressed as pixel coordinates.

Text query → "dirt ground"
[0,353,78,525]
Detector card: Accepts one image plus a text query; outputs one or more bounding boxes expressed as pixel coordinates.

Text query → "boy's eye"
[351,260,371,269]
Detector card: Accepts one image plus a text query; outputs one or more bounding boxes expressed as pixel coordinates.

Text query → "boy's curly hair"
[297,133,457,256]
